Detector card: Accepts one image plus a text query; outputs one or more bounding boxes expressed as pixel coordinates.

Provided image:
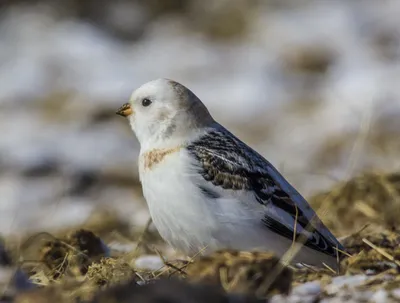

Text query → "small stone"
[134,255,164,271]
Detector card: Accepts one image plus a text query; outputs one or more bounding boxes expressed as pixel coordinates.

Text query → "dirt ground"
[0,171,400,302]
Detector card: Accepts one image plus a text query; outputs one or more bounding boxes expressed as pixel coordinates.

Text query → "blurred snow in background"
[0,0,399,234]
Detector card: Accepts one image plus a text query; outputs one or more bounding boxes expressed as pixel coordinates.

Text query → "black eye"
[142,98,152,107]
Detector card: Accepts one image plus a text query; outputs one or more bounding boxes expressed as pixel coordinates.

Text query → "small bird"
[116,79,345,268]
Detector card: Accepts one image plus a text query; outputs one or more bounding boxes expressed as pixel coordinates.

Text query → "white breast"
[138,148,220,254]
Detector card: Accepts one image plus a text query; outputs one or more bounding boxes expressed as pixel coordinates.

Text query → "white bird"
[116,78,345,268]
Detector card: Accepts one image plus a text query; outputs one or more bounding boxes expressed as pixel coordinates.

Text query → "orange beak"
[116,103,133,117]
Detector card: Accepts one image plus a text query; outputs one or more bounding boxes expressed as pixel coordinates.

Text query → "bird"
[116,78,345,268]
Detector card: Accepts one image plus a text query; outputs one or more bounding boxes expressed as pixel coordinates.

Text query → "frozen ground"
[0,0,399,234]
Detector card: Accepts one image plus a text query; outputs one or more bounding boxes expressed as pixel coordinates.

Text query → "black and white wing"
[187,126,345,259]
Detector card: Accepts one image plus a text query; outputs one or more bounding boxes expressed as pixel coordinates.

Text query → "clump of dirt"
[86,258,138,288]
[309,171,400,236]
[13,228,114,289]
[341,226,400,275]
[38,239,72,280]
[10,227,140,303]
[291,225,400,292]
[185,249,292,297]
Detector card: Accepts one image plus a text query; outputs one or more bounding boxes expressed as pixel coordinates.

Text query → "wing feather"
[187,126,345,258]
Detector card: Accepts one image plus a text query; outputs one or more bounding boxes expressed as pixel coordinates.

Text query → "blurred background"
[0,0,399,236]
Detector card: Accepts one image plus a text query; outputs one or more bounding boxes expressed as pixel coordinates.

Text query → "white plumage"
[116,78,345,268]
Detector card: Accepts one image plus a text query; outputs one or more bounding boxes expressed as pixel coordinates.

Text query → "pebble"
[108,241,137,253]
[133,255,164,271]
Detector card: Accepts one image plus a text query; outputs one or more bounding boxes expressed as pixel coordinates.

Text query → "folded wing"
[187,126,345,259]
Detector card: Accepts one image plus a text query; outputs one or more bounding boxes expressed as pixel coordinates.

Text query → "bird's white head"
[116,78,214,150]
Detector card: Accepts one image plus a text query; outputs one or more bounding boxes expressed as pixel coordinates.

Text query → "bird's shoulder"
[186,126,281,192]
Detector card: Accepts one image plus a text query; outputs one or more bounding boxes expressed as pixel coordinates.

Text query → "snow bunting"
[116,78,345,268]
